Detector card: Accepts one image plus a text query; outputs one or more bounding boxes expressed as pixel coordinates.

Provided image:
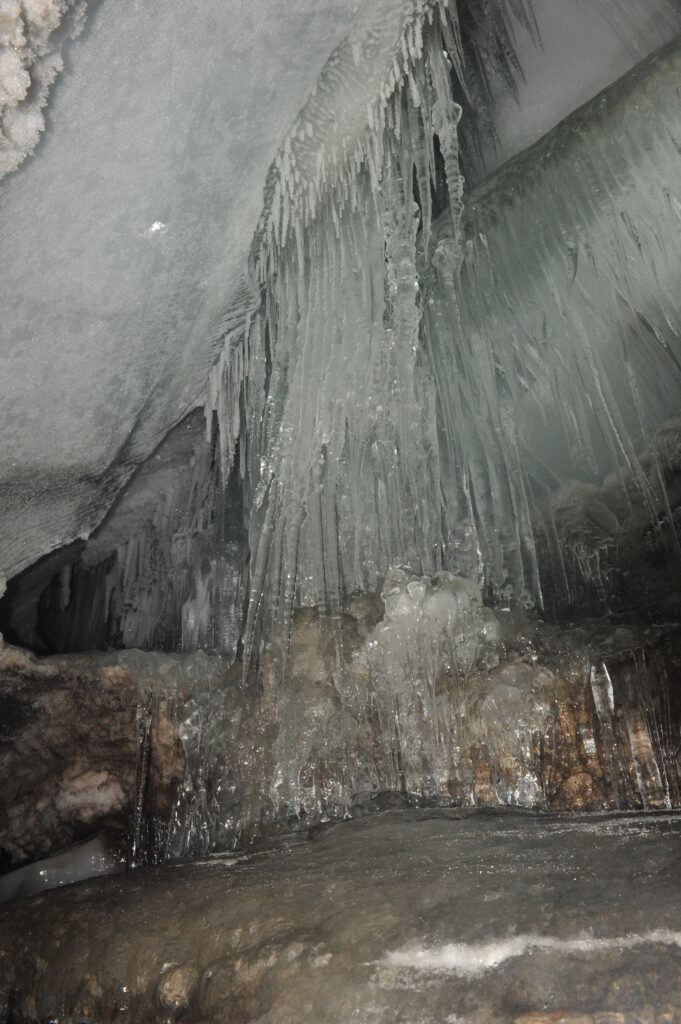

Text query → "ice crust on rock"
[384,930,681,978]
[163,587,681,856]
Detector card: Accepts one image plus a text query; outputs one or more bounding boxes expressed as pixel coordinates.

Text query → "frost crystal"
[0,0,87,179]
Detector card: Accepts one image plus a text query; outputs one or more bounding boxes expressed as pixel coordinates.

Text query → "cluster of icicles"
[205,0,681,662]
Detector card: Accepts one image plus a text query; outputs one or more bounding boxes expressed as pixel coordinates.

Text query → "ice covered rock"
[165,596,681,854]
[2,607,680,866]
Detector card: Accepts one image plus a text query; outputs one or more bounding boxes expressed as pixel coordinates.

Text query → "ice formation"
[384,930,681,977]
[199,14,681,665]
[1,0,680,606]
[425,39,681,609]
[207,0,543,664]
[0,830,125,903]
[0,0,87,178]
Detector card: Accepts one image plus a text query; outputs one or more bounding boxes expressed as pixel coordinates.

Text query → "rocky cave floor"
[1,808,681,1023]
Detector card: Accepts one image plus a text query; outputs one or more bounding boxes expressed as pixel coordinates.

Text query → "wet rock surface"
[170,587,681,854]
[0,640,188,865]
[3,588,681,866]
[1,809,681,1022]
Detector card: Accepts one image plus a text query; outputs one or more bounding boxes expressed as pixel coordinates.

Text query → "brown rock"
[554,772,602,811]
[158,963,199,1015]
[0,641,184,864]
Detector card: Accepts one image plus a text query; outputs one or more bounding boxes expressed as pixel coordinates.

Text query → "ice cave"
[1,0,681,1019]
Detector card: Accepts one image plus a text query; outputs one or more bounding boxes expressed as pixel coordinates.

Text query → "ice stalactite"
[424,37,681,611]
[226,32,679,663]
[206,0,543,665]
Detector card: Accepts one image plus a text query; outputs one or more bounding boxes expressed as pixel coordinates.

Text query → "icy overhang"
[0,0,680,591]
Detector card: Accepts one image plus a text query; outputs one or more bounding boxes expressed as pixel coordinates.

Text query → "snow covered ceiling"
[1,0,680,592]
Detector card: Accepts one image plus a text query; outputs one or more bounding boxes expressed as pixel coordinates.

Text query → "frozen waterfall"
[203,14,681,666]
